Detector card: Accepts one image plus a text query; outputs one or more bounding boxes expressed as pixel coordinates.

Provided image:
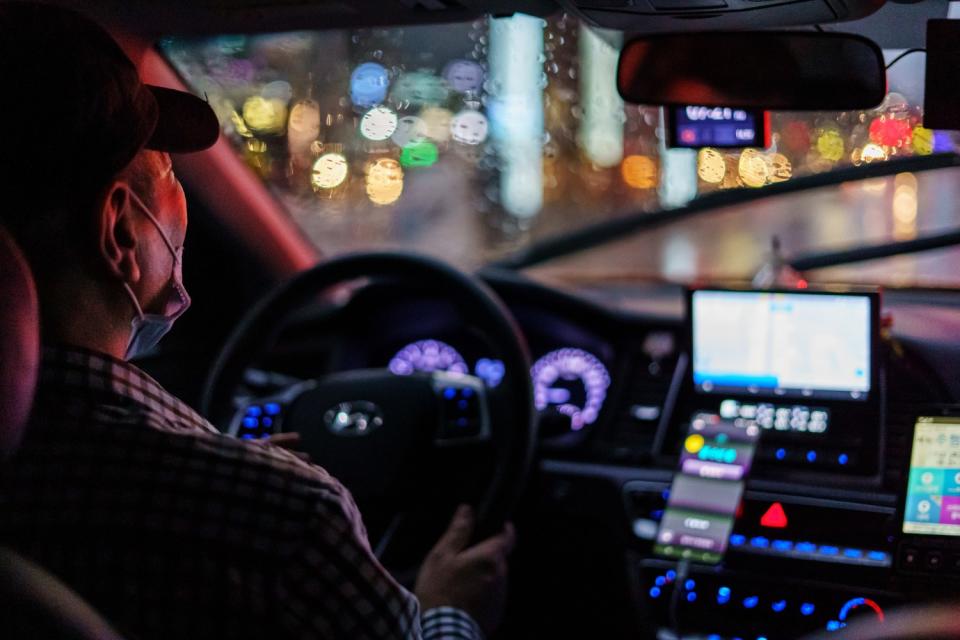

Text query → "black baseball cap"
[0,3,219,208]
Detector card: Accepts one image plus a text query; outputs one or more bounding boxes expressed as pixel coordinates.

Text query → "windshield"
[162,13,960,285]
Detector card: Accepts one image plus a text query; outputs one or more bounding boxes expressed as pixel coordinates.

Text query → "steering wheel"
[200,251,536,568]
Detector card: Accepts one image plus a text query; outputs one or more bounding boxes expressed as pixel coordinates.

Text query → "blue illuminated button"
[655,576,666,587]
[772,600,787,613]
[242,417,258,429]
[240,434,255,439]
[775,448,787,460]
[708,635,722,640]
[245,406,263,417]
[443,388,457,400]
[843,548,863,559]
[649,587,661,598]
[772,540,793,552]
[867,551,888,562]
[262,417,273,427]
[750,536,770,549]
[265,402,281,415]
[458,399,469,410]
[801,603,816,616]
[666,570,677,580]
[730,534,746,547]
[795,542,817,553]
[806,450,818,463]
[819,545,839,556]
[743,596,759,609]
[717,586,731,605]
[827,621,843,632]
[684,579,696,591]
[838,453,850,465]
[462,387,474,398]
[687,592,697,603]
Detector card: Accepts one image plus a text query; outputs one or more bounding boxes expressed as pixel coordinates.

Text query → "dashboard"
[251,272,960,639]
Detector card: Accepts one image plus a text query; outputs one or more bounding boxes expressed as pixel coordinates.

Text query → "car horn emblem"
[324,401,384,436]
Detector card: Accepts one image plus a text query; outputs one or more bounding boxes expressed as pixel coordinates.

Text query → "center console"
[626,287,903,639]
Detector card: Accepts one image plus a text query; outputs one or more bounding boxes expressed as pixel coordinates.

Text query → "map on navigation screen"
[692,290,872,401]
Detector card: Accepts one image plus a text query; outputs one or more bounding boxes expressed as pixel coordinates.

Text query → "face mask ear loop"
[126,188,180,259]
[122,282,146,321]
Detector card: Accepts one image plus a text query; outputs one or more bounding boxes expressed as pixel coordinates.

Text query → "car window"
[162,13,960,283]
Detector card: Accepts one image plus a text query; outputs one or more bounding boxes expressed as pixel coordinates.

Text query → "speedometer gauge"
[531,348,611,431]
[389,339,469,375]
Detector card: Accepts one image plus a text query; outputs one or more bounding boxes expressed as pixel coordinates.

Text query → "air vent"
[884,402,917,490]
[603,352,677,460]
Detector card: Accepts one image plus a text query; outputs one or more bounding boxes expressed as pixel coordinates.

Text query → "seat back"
[0,225,39,458]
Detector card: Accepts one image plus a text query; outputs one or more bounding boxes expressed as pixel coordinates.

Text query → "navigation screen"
[903,417,960,536]
[656,416,760,564]
[692,290,872,401]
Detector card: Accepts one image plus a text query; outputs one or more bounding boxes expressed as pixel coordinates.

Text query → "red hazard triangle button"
[760,502,789,528]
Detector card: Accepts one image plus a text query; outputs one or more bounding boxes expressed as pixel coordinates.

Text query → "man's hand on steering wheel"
[415,505,516,636]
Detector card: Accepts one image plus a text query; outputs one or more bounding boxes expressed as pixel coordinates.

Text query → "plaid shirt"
[0,344,483,640]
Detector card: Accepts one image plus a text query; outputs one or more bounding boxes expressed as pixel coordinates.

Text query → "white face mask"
[122,189,191,360]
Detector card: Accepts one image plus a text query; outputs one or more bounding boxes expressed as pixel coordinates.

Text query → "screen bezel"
[666,106,772,149]
[686,286,881,404]
[900,409,960,541]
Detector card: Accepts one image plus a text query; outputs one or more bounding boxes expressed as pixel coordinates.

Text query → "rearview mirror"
[617,32,886,111]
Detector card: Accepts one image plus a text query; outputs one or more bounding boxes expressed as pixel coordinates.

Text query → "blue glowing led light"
[796,542,817,553]
[708,635,722,640]
[242,417,258,429]
[843,548,863,559]
[801,603,816,616]
[684,579,696,591]
[245,406,262,417]
[662,489,671,501]
[806,450,818,463]
[265,403,281,415]
[827,620,843,632]
[241,434,255,439]
[262,417,273,427]
[719,587,731,597]
[458,400,469,410]
[655,576,666,587]
[462,387,474,398]
[758,636,769,640]
[772,600,787,613]
[743,596,759,609]
[838,453,850,465]
[772,540,793,552]
[819,545,839,556]
[750,536,770,549]
[775,448,787,460]
[868,551,888,562]
[444,388,457,400]
[531,348,611,431]
[649,587,661,598]
[350,62,389,108]
[730,534,746,547]
[475,358,505,388]
[687,592,697,603]
[666,570,677,580]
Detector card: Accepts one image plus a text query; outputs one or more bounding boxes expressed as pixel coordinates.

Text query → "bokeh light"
[311,152,349,190]
[421,107,454,142]
[391,115,428,148]
[442,59,485,93]
[450,109,489,145]
[390,71,450,108]
[287,99,321,155]
[359,106,399,141]
[817,129,845,162]
[621,155,658,189]
[350,62,389,108]
[912,126,934,155]
[696,148,725,184]
[366,158,404,205]
[242,96,287,135]
[399,140,439,167]
[738,149,769,188]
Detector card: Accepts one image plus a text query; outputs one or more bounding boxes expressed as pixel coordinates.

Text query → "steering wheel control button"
[231,402,284,440]
[924,551,944,572]
[432,372,490,446]
[323,401,384,437]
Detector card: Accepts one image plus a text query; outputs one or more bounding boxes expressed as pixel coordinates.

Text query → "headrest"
[0,226,39,459]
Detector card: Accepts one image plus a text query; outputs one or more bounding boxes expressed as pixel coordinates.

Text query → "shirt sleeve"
[275,479,483,640]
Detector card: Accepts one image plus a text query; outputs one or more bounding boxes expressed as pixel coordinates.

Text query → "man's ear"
[96,181,140,285]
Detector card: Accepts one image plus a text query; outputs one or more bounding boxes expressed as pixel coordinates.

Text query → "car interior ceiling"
[11,0,960,639]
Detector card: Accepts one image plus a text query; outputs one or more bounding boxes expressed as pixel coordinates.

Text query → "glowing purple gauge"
[389,340,470,376]
[531,348,611,431]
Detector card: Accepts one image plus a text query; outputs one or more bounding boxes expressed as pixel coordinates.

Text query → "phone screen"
[655,415,760,564]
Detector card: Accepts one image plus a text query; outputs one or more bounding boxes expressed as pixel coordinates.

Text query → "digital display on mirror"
[668,106,770,149]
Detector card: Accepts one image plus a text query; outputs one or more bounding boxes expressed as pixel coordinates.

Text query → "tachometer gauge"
[389,339,469,375]
[531,348,611,431]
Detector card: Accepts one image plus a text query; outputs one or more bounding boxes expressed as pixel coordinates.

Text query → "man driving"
[0,4,514,639]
